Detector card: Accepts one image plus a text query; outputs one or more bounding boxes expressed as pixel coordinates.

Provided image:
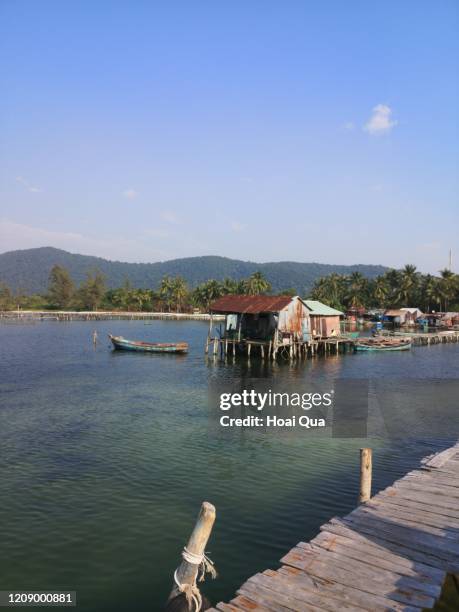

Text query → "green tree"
[243,271,272,295]
[47,265,75,308]
[171,276,188,312]
[159,275,174,312]
[345,272,368,308]
[192,279,223,311]
[0,282,14,310]
[439,269,458,311]
[78,270,106,310]
[399,264,419,306]
[221,278,239,295]
[371,276,389,307]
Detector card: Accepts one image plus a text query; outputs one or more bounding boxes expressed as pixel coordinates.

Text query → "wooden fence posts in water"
[166,501,217,611]
[359,447,372,503]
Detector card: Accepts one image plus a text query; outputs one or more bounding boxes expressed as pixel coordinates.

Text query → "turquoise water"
[0,320,457,611]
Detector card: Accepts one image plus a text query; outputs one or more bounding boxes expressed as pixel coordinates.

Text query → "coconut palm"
[171,276,188,312]
[372,277,389,307]
[159,275,174,312]
[345,272,368,308]
[399,264,419,306]
[439,269,459,311]
[244,272,271,295]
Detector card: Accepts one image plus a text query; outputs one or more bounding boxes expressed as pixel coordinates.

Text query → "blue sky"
[1,0,458,273]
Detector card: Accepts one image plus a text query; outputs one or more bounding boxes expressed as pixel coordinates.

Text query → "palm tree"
[171,277,188,312]
[244,272,271,295]
[372,276,389,307]
[420,274,437,312]
[400,264,419,306]
[159,275,174,312]
[439,269,458,311]
[221,278,239,295]
[345,272,367,308]
[201,279,223,310]
[383,269,402,306]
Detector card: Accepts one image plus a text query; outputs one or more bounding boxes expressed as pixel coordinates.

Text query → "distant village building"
[384,308,423,326]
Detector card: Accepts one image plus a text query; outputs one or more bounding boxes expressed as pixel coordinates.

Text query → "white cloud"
[16,175,42,193]
[160,210,179,224]
[230,221,246,232]
[364,104,397,135]
[122,188,139,200]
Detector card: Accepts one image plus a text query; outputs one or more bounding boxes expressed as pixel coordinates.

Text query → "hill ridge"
[0,247,389,294]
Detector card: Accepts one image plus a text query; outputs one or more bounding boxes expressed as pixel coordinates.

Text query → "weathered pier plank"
[209,442,459,611]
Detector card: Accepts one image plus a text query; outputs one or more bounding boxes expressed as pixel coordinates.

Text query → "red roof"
[210,295,294,314]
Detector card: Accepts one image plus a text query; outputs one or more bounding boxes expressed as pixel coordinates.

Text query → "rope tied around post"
[167,502,217,612]
[173,547,217,611]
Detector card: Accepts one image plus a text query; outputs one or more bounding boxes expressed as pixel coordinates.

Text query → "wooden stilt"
[167,501,216,604]
[359,447,372,504]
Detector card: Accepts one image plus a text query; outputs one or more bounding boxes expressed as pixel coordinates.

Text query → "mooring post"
[359,447,372,504]
[167,501,216,607]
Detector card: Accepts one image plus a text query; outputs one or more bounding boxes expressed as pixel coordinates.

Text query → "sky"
[0,0,458,274]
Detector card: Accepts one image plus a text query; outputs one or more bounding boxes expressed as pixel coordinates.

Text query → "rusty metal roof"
[210,295,295,314]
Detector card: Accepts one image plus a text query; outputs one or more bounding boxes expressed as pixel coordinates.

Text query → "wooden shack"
[303,300,343,338]
[210,295,311,346]
[206,296,349,359]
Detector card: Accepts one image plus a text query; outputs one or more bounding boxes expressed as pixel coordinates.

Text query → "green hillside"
[0,247,388,295]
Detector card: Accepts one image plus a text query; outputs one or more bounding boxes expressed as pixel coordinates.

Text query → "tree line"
[0,263,458,313]
[310,265,459,312]
[0,266,273,312]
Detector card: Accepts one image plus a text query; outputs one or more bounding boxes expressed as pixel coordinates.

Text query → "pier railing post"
[359,447,372,504]
[167,501,216,609]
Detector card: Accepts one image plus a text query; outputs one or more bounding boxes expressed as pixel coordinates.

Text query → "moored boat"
[354,337,412,352]
[109,335,188,353]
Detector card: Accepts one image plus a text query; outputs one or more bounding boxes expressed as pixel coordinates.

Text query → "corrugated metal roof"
[304,300,343,316]
[384,309,405,316]
[210,295,295,314]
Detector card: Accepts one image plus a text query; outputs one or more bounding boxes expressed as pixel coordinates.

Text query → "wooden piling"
[359,447,372,504]
[168,501,216,604]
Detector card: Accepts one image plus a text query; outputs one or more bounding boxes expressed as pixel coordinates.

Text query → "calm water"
[1,320,458,611]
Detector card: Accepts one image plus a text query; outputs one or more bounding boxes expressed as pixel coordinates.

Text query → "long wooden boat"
[355,337,412,352]
[109,334,188,353]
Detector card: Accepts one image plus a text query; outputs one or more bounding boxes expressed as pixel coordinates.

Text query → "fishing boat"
[109,335,188,354]
[354,337,412,352]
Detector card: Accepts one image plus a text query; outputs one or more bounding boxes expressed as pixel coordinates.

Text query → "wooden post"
[168,501,216,603]
[359,448,372,504]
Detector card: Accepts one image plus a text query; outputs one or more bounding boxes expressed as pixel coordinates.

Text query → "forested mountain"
[0,247,388,295]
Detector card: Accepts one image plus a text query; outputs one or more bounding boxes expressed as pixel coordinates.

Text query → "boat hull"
[355,342,411,352]
[109,335,188,353]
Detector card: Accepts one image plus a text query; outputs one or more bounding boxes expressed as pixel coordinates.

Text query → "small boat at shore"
[355,337,412,352]
[109,334,188,354]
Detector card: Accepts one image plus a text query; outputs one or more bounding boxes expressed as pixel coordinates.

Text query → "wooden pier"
[206,330,459,361]
[0,310,224,322]
[209,442,459,611]
[382,330,459,346]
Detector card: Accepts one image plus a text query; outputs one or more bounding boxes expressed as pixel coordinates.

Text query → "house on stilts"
[206,295,345,359]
